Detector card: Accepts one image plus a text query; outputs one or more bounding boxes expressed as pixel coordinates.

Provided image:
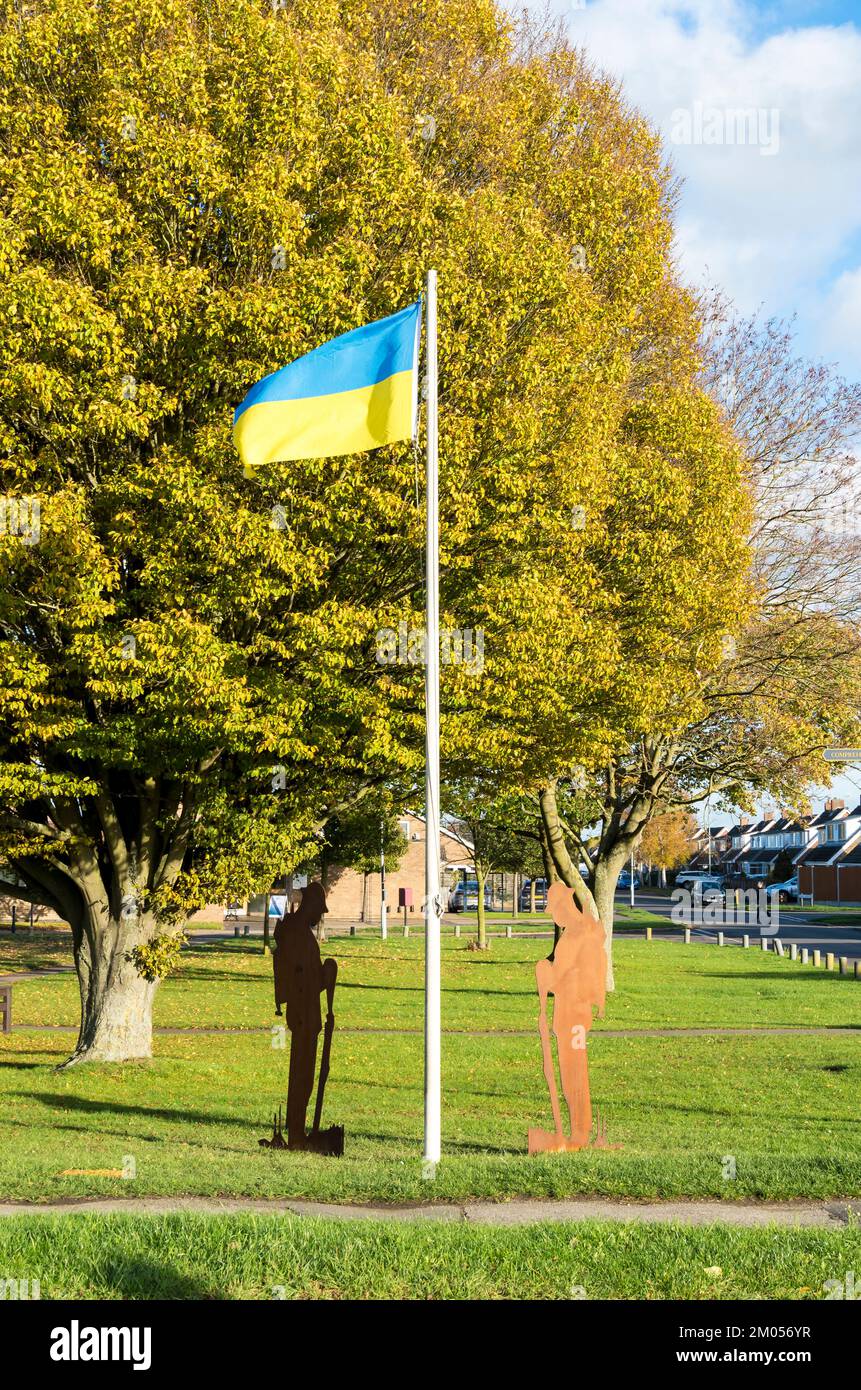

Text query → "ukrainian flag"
[233,300,422,469]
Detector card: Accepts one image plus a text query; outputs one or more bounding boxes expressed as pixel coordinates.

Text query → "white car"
[687,875,725,894]
[766,877,798,904]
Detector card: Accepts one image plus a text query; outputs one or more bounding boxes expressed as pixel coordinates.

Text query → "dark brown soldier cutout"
[259,882,344,1156]
[529,882,619,1155]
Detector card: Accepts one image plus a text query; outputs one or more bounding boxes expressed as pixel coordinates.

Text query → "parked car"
[617,869,642,890]
[448,879,492,912]
[676,869,717,886]
[519,877,548,910]
[688,874,725,894]
[766,876,798,904]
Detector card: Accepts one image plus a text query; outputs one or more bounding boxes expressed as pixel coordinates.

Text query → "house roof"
[738,847,782,864]
[765,816,812,834]
[795,828,861,861]
[725,822,754,839]
[747,818,778,835]
[809,808,848,827]
[798,827,861,866]
[796,843,843,864]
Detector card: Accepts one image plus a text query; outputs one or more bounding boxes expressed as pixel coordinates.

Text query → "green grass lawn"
[781,905,861,926]
[0,1212,857,1299]
[3,1029,861,1202]
[4,931,859,1030]
[1,934,860,1203]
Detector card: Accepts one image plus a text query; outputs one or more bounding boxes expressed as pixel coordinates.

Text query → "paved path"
[0,1195,856,1227]
[0,967,73,982]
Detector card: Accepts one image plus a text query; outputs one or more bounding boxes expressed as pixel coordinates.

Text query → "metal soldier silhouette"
[261,881,343,1155]
[528,881,615,1154]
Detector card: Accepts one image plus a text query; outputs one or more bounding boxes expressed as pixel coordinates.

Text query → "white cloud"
[815,266,861,374]
[537,0,861,378]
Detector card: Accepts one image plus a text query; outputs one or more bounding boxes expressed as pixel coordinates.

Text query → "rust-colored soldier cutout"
[260,881,344,1156]
[529,882,616,1154]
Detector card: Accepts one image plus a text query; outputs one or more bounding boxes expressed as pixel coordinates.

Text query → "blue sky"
[533,0,861,384]
[746,2,860,36]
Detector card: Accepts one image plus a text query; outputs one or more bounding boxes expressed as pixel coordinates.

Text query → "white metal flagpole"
[423,268,442,1169]
[380,821,387,940]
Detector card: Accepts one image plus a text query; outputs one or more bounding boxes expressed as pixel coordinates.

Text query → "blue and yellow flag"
[233,300,422,469]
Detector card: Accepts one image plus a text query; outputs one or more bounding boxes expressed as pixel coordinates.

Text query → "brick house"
[733,813,817,881]
[687,824,731,872]
[796,800,861,902]
[321,811,471,923]
[717,815,758,875]
[246,811,473,925]
[680,800,857,891]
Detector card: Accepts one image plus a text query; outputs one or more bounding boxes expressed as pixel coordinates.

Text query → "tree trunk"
[64,910,158,1065]
[317,863,327,941]
[592,857,626,993]
[475,866,488,949]
[538,782,620,992]
[262,891,271,954]
[538,811,558,888]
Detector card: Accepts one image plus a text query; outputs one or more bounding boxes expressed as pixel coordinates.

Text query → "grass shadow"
[98,1255,220,1300]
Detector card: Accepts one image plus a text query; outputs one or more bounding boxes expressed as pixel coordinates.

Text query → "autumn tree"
[639,810,697,886]
[465,229,861,994]
[467,375,755,986]
[0,0,705,1054]
[537,309,861,947]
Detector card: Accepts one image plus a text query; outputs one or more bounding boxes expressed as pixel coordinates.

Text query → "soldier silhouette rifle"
[261,881,343,1156]
[528,881,617,1154]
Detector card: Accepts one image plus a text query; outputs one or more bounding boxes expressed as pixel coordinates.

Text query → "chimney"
[825,798,845,812]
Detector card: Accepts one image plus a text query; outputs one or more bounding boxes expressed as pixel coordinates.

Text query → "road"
[624,890,861,963]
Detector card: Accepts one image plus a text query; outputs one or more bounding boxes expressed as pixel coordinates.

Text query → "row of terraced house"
[684,798,861,903]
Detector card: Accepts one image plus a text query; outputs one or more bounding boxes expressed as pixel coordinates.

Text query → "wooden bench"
[0,984,11,1033]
